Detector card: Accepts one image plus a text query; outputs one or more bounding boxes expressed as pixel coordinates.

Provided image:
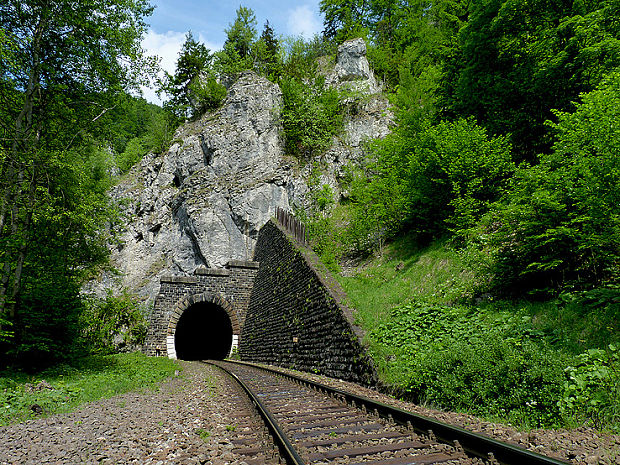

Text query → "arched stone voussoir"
[166,292,240,337]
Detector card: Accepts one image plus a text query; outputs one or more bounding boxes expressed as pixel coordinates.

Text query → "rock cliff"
[90,39,393,302]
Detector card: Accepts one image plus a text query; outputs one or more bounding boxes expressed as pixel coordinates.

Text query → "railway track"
[209,360,571,465]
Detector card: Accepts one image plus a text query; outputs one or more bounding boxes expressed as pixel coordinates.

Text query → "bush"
[280,76,344,158]
[345,117,514,252]
[371,301,568,427]
[116,136,148,173]
[406,118,515,235]
[560,345,620,432]
[144,112,176,154]
[6,275,85,368]
[188,73,227,113]
[80,292,148,355]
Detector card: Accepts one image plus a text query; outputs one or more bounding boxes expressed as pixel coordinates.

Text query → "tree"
[224,6,257,61]
[320,0,370,43]
[440,0,620,160]
[0,0,155,362]
[255,21,282,81]
[213,6,258,78]
[469,70,620,294]
[160,31,214,118]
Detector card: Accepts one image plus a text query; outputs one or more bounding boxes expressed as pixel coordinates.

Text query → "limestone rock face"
[89,46,393,303]
[326,37,381,94]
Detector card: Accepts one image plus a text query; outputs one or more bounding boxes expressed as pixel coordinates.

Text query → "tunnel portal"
[174,301,233,360]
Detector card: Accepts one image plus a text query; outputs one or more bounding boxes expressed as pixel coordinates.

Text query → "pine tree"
[160,31,212,118]
[256,21,281,81]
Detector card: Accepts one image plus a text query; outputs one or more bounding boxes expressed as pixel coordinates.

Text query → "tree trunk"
[0,15,45,320]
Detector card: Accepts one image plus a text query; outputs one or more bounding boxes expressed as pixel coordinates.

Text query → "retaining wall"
[240,220,377,386]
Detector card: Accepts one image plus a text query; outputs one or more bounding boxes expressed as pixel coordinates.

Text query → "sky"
[141,0,324,103]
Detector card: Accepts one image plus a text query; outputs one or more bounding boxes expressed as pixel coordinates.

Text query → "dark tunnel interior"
[174,302,233,360]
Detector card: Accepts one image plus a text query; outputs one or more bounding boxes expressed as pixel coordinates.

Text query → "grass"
[337,235,475,330]
[0,352,180,426]
[195,428,211,441]
[338,235,619,356]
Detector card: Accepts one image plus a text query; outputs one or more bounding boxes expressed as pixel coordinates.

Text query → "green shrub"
[371,301,568,427]
[280,76,343,158]
[188,74,227,113]
[465,70,620,295]
[144,112,176,154]
[80,292,148,355]
[405,118,515,236]
[560,345,620,432]
[116,136,148,173]
[345,117,514,252]
[280,35,335,81]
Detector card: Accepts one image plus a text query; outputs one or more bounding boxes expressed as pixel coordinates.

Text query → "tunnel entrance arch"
[166,293,240,360]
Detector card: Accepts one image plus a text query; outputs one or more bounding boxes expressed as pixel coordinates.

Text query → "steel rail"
[224,359,571,465]
[207,361,307,465]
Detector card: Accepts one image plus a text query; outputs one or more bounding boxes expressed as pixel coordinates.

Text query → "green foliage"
[188,74,227,114]
[560,345,620,432]
[224,6,257,61]
[255,21,282,81]
[407,118,514,235]
[195,428,211,441]
[320,0,370,43]
[0,314,13,344]
[95,94,166,156]
[343,161,411,253]
[298,173,343,272]
[144,111,176,154]
[0,353,179,426]
[160,31,215,119]
[117,136,148,173]
[337,237,475,327]
[280,35,335,81]
[466,70,620,295]
[346,117,514,252]
[10,276,84,368]
[115,112,175,173]
[212,6,259,79]
[370,300,568,427]
[280,76,344,157]
[440,0,620,159]
[80,292,148,355]
[339,236,619,430]
[0,0,154,364]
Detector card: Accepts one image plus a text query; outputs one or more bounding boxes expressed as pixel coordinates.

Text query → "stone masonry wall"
[144,261,258,356]
[240,220,377,386]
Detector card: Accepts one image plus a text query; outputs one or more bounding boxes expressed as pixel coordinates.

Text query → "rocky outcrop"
[88,39,393,303]
[326,38,381,94]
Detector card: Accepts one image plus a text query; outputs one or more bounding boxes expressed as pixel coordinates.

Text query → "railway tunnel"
[174,301,234,360]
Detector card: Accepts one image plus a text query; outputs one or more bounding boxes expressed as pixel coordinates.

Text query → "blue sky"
[141,1,324,102]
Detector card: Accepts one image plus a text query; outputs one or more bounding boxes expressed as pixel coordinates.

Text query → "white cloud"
[287,5,322,39]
